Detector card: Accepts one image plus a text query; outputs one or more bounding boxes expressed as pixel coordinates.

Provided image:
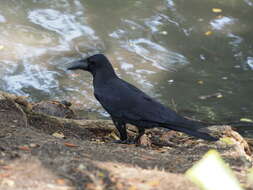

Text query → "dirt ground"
[0,91,252,190]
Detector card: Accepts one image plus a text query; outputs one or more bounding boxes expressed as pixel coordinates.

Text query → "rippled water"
[0,0,252,122]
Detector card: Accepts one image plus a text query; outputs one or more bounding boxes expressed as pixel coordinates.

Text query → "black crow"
[68,54,218,143]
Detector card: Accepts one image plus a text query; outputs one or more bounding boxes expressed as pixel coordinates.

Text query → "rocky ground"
[0,91,252,190]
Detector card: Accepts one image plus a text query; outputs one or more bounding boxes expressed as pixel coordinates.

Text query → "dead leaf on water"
[204,31,212,36]
[197,80,204,85]
[212,8,222,13]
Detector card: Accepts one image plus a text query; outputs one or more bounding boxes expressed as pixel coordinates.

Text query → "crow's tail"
[170,125,217,141]
[161,123,218,141]
[161,117,253,141]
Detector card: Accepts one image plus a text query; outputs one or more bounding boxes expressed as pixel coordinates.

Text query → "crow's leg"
[134,127,145,143]
[112,118,128,142]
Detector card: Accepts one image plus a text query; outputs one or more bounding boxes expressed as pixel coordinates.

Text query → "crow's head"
[67,54,113,74]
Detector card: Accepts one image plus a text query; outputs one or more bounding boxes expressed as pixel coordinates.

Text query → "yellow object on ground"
[186,149,243,190]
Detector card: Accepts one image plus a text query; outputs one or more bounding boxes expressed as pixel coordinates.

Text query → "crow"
[68,54,218,143]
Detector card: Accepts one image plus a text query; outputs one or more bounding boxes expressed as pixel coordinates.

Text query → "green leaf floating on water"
[240,118,253,122]
[186,149,243,190]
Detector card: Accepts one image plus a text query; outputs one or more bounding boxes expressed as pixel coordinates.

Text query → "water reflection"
[0,15,6,23]
[210,16,236,31]
[3,60,59,96]
[247,57,253,70]
[0,0,252,121]
[28,9,96,41]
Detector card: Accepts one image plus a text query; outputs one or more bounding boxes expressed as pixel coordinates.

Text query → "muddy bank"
[0,91,252,190]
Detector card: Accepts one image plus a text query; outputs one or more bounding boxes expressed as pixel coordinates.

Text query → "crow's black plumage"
[68,54,218,143]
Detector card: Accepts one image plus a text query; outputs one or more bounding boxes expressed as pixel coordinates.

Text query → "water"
[0,0,252,125]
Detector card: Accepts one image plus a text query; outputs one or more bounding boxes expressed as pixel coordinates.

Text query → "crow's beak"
[67,59,88,70]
